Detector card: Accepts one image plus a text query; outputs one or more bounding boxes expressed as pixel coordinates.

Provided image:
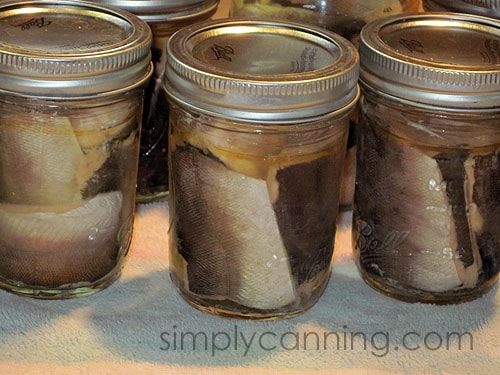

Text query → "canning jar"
[423,0,499,18]
[165,19,359,319]
[90,0,219,203]
[354,13,500,303]
[0,0,152,298]
[229,0,420,45]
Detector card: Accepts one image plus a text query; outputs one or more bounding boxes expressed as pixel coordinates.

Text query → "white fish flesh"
[0,191,123,287]
[0,115,86,205]
[0,104,136,205]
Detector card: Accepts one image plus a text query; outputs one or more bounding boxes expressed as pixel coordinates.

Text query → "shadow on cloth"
[4,261,495,371]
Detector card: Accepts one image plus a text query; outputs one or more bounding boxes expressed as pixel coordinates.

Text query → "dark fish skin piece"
[472,152,500,279]
[81,125,139,200]
[272,152,342,285]
[434,152,475,268]
[353,115,415,284]
[137,84,169,193]
[171,146,229,297]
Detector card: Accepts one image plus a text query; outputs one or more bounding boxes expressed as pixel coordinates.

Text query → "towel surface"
[0,201,498,375]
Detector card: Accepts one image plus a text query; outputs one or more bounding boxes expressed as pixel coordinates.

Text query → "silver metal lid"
[424,0,499,18]
[0,0,152,99]
[165,19,360,122]
[359,13,500,109]
[87,0,219,23]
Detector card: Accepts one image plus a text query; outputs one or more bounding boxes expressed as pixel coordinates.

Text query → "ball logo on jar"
[355,218,409,258]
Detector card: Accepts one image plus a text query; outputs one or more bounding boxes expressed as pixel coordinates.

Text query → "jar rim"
[88,0,220,23]
[167,85,360,124]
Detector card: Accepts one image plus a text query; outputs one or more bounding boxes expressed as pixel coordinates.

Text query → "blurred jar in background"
[230,0,420,45]
[423,0,499,18]
[230,0,420,210]
[90,0,220,203]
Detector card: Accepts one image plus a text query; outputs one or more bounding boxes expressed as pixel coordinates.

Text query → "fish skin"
[171,145,297,310]
[434,152,484,288]
[171,147,230,298]
[0,191,123,288]
[272,153,341,285]
[472,152,500,280]
[434,153,476,268]
[354,116,463,293]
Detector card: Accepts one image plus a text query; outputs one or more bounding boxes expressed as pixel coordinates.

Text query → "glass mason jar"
[229,0,420,44]
[0,0,152,298]
[354,13,500,304]
[165,19,360,319]
[423,0,499,18]
[90,0,220,203]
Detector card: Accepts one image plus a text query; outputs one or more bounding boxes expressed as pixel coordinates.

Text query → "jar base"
[358,267,499,304]
[0,263,125,299]
[174,287,307,321]
[170,272,329,320]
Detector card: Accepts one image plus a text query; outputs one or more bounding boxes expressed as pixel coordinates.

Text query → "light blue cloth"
[0,203,498,375]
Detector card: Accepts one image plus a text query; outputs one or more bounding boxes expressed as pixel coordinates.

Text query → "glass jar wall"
[0,0,152,298]
[354,90,500,303]
[423,0,499,18]
[0,92,145,298]
[168,105,354,318]
[230,0,421,45]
